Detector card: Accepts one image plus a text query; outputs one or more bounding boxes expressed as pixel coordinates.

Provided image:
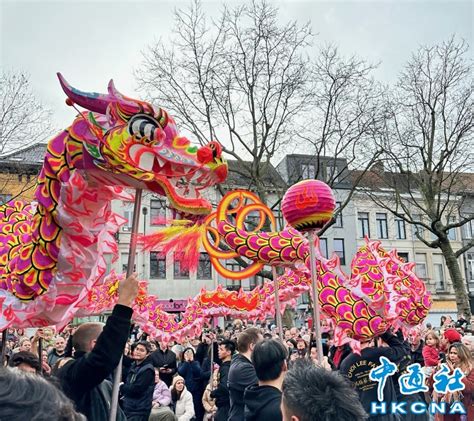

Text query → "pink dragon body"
[130,190,431,343]
[209,191,432,342]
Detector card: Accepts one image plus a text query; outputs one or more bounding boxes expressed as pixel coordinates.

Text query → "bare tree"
[289,45,386,235]
[136,0,313,203]
[368,37,474,317]
[0,70,53,154]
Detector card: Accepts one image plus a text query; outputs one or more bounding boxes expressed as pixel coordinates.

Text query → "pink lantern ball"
[281,179,336,232]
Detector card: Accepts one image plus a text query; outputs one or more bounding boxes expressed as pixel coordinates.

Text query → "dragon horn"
[107,79,126,100]
[108,78,155,116]
[57,73,114,114]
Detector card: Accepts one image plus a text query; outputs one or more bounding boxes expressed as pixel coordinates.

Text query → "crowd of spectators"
[2,280,474,421]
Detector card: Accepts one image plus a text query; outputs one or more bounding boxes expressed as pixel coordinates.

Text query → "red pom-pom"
[65,98,74,106]
[197,146,213,164]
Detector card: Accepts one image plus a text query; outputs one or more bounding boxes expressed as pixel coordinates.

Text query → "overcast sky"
[1,0,472,131]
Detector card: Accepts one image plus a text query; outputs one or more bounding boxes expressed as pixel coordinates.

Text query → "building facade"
[0,143,45,204]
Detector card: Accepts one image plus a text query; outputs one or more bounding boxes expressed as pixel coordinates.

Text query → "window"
[249,275,262,290]
[463,218,473,239]
[319,238,329,258]
[197,253,212,279]
[301,163,315,179]
[104,254,113,274]
[122,202,134,231]
[150,252,166,279]
[326,164,339,183]
[398,252,409,263]
[226,279,241,291]
[358,212,370,238]
[434,264,446,291]
[447,217,457,241]
[334,202,343,228]
[173,253,189,279]
[415,253,427,280]
[412,214,424,239]
[467,253,474,284]
[432,254,447,291]
[395,216,406,240]
[150,199,167,226]
[333,238,345,265]
[376,213,388,239]
[121,253,137,273]
[245,211,260,231]
[223,261,241,290]
[0,194,12,204]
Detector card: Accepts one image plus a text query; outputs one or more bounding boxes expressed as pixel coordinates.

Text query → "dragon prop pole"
[272,267,284,340]
[109,189,143,421]
[0,330,6,366]
[38,337,43,374]
[308,230,323,364]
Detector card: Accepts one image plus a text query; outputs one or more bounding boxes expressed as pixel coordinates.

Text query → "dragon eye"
[128,114,162,142]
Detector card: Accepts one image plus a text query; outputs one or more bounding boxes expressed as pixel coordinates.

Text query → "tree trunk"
[438,239,471,319]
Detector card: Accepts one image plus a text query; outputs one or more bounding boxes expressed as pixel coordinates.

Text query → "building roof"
[0,143,47,173]
[352,167,474,196]
[224,159,287,190]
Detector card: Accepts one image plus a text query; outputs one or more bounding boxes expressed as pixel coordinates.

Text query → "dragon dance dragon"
[0,74,228,330]
[0,75,431,344]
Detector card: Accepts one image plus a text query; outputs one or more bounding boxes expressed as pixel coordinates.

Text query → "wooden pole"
[38,337,43,374]
[308,230,323,364]
[109,188,142,421]
[272,267,284,340]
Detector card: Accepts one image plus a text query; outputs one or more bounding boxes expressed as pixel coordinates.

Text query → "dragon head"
[58,74,228,217]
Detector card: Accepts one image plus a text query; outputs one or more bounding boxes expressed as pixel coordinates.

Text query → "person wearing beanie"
[444,328,462,345]
[170,375,195,421]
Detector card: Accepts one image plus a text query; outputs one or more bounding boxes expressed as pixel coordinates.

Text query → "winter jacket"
[244,384,282,421]
[422,344,440,367]
[121,358,155,417]
[177,360,202,394]
[153,380,172,407]
[173,387,195,421]
[392,352,429,421]
[151,349,177,387]
[202,383,217,413]
[210,359,231,407]
[340,332,407,421]
[47,348,65,367]
[57,304,131,421]
[436,367,474,421]
[227,354,258,421]
[327,344,352,370]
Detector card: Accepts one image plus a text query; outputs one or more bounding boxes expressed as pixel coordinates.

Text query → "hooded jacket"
[244,385,282,421]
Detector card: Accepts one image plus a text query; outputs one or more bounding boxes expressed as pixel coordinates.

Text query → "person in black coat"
[228,328,261,421]
[327,343,352,370]
[178,347,204,420]
[244,338,288,421]
[211,339,235,421]
[121,341,156,421]
[150,342,177,387]
[340,331,406,421]
[57,274,139,421]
